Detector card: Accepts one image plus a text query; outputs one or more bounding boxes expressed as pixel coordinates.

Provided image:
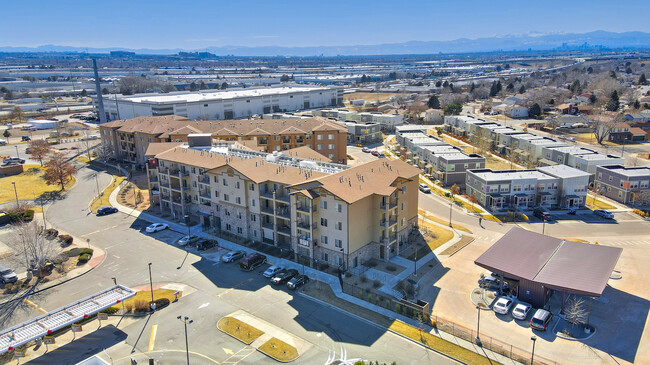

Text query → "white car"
[511,302,532,320]
[263,265,283,278]
[146,223,169,233]
[178,235,200,246]
[419,183,431,193]
[493,297,514,315]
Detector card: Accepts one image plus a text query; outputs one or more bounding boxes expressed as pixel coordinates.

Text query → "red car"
[370,150,379,157]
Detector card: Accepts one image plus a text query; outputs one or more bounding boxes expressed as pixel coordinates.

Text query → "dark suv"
[239,253,267,271]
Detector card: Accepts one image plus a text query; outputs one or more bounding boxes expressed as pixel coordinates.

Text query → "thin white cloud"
[253,35,280,39]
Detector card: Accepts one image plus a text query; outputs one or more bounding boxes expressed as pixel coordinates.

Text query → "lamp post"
[475,305,482,346]
[542,218,546,235]
[111,277,117,286]
[11,182,19,208]
[148,263,155,311]
[178,315,193,365]
[448,202,453,227]
[15,145,19,159]
[184,214,191,240]
[530,335,537,365]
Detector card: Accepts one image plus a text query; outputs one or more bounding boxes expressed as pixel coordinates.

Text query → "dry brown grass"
[258,337,299,362]
[0,164,74,204]
[217,317,264,345]
[90,175,126,212]
[343,92,399,102]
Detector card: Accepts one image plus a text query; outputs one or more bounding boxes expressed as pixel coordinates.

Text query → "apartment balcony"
[277,225,291,236]
[260,191,291,203]
[160,194,171,201]
[198,175,210,185]
[260,207,275,216]
[199,190,211,199]
[149,175,159,183]
[296,204,315,213]
[262,221,274,230]
[170,184,190,192]
[297,222,311,231]
[169,169,189,177]
[158,167,170,175]
[199,200,212,208]
[381,218,398,227]
[276,208,290,220]
[380,202,398,210]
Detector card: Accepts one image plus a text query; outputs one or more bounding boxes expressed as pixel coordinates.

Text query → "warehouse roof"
[475,228,622,297]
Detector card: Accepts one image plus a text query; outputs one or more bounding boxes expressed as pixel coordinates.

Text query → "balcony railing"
[277,226,291,236]
[198,175,210,184]
[199,190,211,198]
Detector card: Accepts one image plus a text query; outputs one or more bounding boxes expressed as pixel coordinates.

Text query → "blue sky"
[3,0,650,49]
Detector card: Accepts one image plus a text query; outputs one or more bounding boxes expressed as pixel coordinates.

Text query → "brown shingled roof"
[297,159,421,204]
[283,146,331,162]
[155,147,229,169]
[227,157,327,185]
[144,142,184,157]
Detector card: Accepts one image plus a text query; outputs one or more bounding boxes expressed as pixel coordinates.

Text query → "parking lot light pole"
[11,182,19,208]
[542,218,546,235]
[185,214,191,240]
[178,315,193,365]
[449,203,453,227]
[475,305,482,346]
[148,263,155,311]
[15,145,19,158]
[530,335,537,365]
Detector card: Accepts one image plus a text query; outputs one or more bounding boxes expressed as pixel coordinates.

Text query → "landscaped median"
[90,175,126,212]
[217,316,264,345]
[388,320,500,365]
[108,288,179,314]
[258,337,299,362]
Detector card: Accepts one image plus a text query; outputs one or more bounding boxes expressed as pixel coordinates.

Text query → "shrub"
[103,307,119,315]
[59,234,73,245]
[79,248,94,256]
[125,302,134,313]
[360,275,368,283]
[373,280,381,288]
[395,303,401,313]
[45,229,59,238]
[78,254,91,263]
[65,248,83,257]
[366,260,378,268]
[7,208,34,222]
[152,298,170,309]
[133,300,151,313]
[386,265,397,272]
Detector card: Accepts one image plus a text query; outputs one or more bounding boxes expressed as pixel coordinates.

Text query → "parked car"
[0,139,6,145]
[0,265,18,284]
[2,157,26,165]
[270,269,299,284]
[287,274,309,290]
[263,265,283,278]
[239,253,267,271]
[96,206,118,216]
[493,297,514,315]
[530,309,553,331]
[533,208,552,221]
[378,153,386,158]
[197,239,218,251]
[177,235,200,246]
[21,136,31,142]
[222,250,246,263]
[145,223,169,233]
[361,147,370,153]
[478,275,500,290]
[370,150,379,156]
[419,183,431,193]
[511,302,532,320]
[594,209,614,219]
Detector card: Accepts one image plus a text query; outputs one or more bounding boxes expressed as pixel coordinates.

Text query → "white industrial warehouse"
[97,85,343,121]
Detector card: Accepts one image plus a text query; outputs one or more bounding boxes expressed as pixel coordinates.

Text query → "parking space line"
[216,278,254,298]
[147,324,158,352]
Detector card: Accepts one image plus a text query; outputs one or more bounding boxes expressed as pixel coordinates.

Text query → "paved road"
[2,163,457,365]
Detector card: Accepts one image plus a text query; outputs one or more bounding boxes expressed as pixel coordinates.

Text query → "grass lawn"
[585,196,616,210]
[90,175,126,212]
[389,320,500,365]
[440,235,475,256]
[409,221,454,260]
[258,337,299,362]
[0,164,74,204]
[485,155,521,170]
[109,289,180,312]
[75,156,91,163]
[418,209,472,233]
[217,317,264,345]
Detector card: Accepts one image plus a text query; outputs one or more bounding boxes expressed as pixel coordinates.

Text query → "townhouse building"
[100,115,348,166]
[595,165,650,206]
[345,121,382,144]
[147,138,421,269]
[466,166,590,211]
[314,109,404,130]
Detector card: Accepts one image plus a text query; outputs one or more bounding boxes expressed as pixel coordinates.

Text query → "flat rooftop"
[469,168,553,181]
[577,153,624,161]
[116,86,333,104]
[537,164,591,179]
[547,146,596,155]
[599,165,650,177]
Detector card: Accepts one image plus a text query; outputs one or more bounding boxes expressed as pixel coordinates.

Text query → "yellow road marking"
[23,298,48,314]
[147,324,158,353]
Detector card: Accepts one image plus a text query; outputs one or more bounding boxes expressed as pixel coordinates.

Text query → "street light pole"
[148,263,155,311]
[475,305,482,346]
[185,214,191,240]
[530,335,537,365]
[15,145,19,159]
[11,182,19,208]
[448,203,453,227]
[178,316,193,365]
[542,219,546,235]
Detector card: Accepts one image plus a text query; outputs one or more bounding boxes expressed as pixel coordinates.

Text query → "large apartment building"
[98,86,343,121]
[147,138,421,268]
[595,165,650,206]
[100,115,348,166]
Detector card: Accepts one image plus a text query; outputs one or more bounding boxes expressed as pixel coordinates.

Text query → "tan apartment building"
[147,139,420,269]
[100,115,348,166]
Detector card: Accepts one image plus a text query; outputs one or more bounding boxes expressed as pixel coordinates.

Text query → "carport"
[474,227,622,309]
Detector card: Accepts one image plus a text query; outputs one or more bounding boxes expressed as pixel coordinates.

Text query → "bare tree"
[10,106,24,122]
[26,139,52,166]
[93,142,113,162]
[565,296,589,328]
[11,221,61,277]
[592,113,613,144]
[43,151,77,190]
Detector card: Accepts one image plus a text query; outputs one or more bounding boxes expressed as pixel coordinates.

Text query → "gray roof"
[537,165,591,179]
[597,165,650,178]
[475,227,622,297]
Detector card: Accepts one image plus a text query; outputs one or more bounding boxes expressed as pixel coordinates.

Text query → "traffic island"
[217,317,264,345]
[258,337,299,362]
[108,288,180,315]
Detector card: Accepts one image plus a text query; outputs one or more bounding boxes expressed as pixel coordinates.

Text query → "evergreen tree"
[605,90,620,111]
[528,103,541,118]
[634,99,641,109]
[519,85,526,94]
[639,73,647,85]
[189,81,198,91]
[427,95,440,109]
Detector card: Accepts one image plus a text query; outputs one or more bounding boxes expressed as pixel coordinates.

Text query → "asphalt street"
[1,163,458,364]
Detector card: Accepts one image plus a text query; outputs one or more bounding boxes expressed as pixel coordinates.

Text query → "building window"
[251,199,256,207]
[236,181,240,189]
[236,197,241,204]
[320,218,328,227]
[329,154,334,159]
[401,202,405,211]
[214,176,218,183]
[223,178,228,186]
[317,144,323,150]
[401,186,406,195]
[237,212,242,219]
[249,183,255,191]
[597,172,602,180]
[237,227,243,234]
[225,209,230,216]
[322,252,328,261]
[608,176,613,182]
[336,222,342,230]
[317,135,324,140]
[251,214,256,222]
[321,200,327,209]
[321,235,328,244]
[214,191,219,198]
[401,218,405,226]
[226,224,232,231]
[328,144,334,149]
[328,134,334,140]
[336,203,342,213]
[335,239,342,248]
[224,194,229,201]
